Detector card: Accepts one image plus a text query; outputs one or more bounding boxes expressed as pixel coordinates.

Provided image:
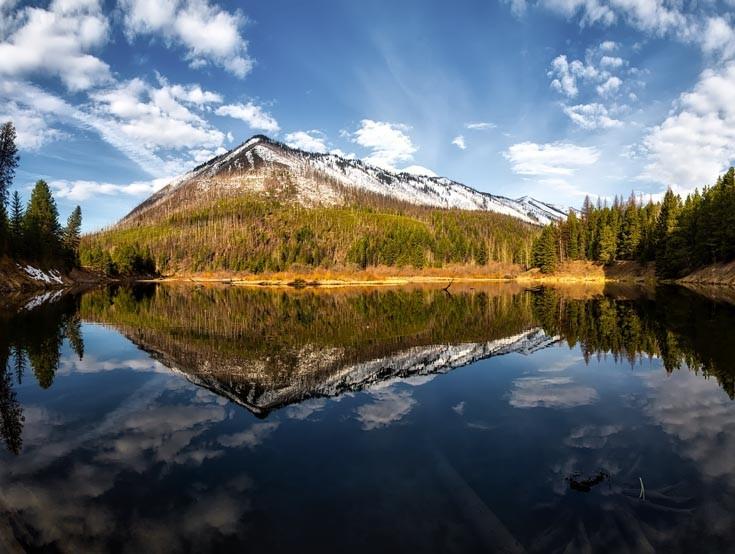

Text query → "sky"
[1,0,734,231]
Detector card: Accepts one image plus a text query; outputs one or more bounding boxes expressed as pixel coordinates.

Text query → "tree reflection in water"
[0,293,85,454]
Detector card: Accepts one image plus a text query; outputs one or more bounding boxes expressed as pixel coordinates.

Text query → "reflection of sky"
[509,353,598,409]
[642,369,735,486]
[4,322,735,551]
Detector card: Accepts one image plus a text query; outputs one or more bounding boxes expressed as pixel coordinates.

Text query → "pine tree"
[9,191,23,256]
[598,224,617,264]
[532,225,558,273]
[654,189,682,277]
[24,180,61,262]
[0,122,19,208]
[62,206,82,265]
[619,200,641,259]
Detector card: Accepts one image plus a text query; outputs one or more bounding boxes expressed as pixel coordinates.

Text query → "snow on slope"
[123,136,569,226]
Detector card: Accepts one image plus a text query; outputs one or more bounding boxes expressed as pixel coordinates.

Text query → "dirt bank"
[679,260,735,286]
[0,257,102,293]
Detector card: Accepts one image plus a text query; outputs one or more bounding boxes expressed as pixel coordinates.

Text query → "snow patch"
[19,265,64,284]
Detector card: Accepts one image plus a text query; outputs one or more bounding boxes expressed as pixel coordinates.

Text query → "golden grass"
[139,260,655,289]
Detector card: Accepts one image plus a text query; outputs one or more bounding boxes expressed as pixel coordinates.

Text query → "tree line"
[0,122,82,268]
[532,167,735,278]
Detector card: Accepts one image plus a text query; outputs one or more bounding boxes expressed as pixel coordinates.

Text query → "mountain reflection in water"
[0,283,734,552]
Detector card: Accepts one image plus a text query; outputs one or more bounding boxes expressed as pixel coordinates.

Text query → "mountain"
[120,135,567,227]
[84,135,552,275]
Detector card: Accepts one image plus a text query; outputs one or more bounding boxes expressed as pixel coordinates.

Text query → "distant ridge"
[120,135,568,227]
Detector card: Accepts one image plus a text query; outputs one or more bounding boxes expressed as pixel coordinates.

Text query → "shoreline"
[5,259,735,292]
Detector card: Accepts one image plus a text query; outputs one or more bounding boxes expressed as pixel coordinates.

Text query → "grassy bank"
[137,260,659,288]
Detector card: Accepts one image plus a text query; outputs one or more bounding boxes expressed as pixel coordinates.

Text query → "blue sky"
[1,0,733,230]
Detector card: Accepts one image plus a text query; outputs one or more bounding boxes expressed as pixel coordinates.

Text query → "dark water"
[1,283,735,553]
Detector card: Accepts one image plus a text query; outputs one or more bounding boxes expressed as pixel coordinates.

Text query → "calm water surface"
[1,283,734,553]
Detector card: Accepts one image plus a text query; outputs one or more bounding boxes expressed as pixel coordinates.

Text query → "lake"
[1,283,734,552]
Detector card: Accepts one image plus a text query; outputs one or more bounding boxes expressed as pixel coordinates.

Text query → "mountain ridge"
[120,135,568,227]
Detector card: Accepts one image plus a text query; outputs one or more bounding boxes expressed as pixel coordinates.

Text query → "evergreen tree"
[654,189,682,277]
[0,122,19,208]
[23,180,61,263]
[598,224,617,264]
[619,199,641,259]
[532,225,558,273]
[62,206,82,265]
[9,191,23,256]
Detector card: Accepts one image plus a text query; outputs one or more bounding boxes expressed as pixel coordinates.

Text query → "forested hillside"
[81,192,538,275]
[532,168,735,279]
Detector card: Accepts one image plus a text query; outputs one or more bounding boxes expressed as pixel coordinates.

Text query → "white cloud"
[538,0,735,63]
[541,0,615,26]
[50,176,172,200]
[540,0,690,34]
[329,148,356,159]
[563,102,622,129]
[596,75,622,96]
[548,47,630,101]
[2,75,229,178]
[284,130,327,153]
[0,101,66,149]
[701,16,735,60]
[189,146,226,163]
[0,79,182,176]
[155,75,223,105]
[503,0,528,17]
[452,135,466,150]
[352,119,417,170]
[504,141,600,176]
[600,55,624,68]
[599,40,618,51]
[549,55,581,97]
[0,0,111,91]
[90,78,225,150]
[401,165,437,177]
[641,61,735,188]
[465,121,496,130]
[119,0,253,77]
[215,102,279,133]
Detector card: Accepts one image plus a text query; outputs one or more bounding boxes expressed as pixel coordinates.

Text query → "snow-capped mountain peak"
[121,135,568,226]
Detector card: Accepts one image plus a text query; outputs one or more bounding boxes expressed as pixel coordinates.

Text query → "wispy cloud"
[504,141,600,176]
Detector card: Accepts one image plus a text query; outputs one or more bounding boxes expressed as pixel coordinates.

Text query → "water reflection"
[0,292,84,454]
[79,284,545,416]
[1,284,735,551]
